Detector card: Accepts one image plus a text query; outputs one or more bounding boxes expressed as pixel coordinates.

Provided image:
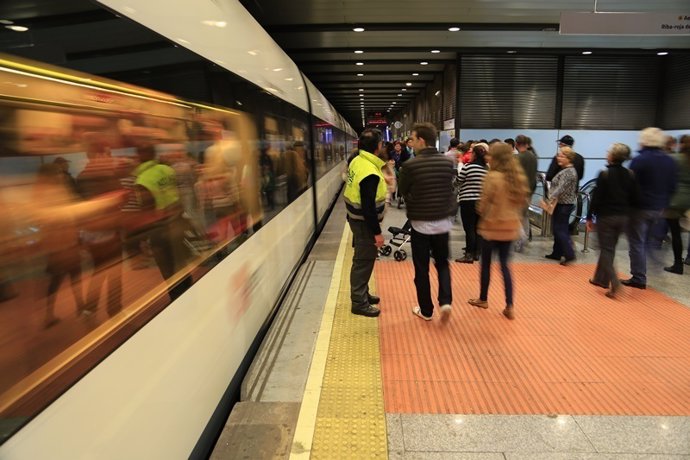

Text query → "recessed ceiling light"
[412,73,419,76]
[657,51,669,56]
[434,90,441,96]
[359,88,364,91]
[354,50,364,54]
[507,50,517,54]
[431,50,440,54]
[357,73,364,76]
[402,89,407,91]
[582,51,592,55]
[5,25,28,32]
[0,19,14,25]
[448,27,460,32]
[397,94,402,96]
[356,62,364,65]
[406,82,412,86]
[420,61,428,65]
[392,102,396,104]
[353,27,365,32]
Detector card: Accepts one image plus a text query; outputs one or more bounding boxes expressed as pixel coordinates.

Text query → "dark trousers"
[551,203,575,260]
[592,215,628,290]
[479,240,514,306]
[85,237,123,316]
[460,200,481,257]
[349,219,378,309]
[411,228,451,317]
[667,218,683,264]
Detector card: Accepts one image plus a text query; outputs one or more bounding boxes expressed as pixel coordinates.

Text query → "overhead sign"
[443,119,455,130]
[560,12,690,35]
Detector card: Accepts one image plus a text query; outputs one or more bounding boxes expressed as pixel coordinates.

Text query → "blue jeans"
[479,240,514,306]
[551,204,575,260]
[627,209,663,284]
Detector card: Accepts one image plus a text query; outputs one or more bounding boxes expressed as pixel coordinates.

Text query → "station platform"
[212,194,690,459]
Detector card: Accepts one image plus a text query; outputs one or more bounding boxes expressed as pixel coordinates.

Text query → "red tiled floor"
[376,261,690,415]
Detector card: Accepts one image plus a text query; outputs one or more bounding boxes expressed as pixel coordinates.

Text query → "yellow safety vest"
[344,150,387,222]
[134,160,179,210]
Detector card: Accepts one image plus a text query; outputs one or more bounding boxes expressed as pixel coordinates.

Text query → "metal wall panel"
[460,55,558,129]
[662,55,690,130]
[562,56,659,130]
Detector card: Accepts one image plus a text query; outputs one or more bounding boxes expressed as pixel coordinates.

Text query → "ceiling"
[1,0,689,129]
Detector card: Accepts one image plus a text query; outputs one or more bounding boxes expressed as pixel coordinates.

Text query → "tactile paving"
[310,237,388,459]
[376,260,690,415]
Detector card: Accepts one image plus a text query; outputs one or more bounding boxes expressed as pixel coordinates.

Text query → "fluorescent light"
[359,88,364,91]
[431,50,440,54]
[0,19,14,25]
[582,51,592,55]
[448,27,460,32]
[353,27,365,32]
[507,50,517,54]
[354,50,364,54]
[435,90,441,96]
[412,73,419,76]
[357,73,364,76]
[397,94,402,96]
[6,25,28,32]
[406,82,412,86]
[657,51,669,56]
[356,62,364,66]
[420,61,428,65]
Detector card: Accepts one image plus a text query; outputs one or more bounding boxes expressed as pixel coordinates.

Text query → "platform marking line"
[290,222,350,459]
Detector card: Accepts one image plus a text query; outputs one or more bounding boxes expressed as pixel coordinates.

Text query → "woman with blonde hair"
[544,146,579,265]
[468,142,529,320]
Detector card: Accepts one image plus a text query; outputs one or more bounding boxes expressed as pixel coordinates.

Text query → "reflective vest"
[134,160,179,210]
[344,150,387,222]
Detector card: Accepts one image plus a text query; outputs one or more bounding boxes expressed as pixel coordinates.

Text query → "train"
[0,0,355,457]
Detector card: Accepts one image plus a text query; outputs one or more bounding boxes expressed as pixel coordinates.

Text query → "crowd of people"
[345,124,690,320]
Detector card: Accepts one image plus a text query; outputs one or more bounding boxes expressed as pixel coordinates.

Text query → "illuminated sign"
[560,12,690,35]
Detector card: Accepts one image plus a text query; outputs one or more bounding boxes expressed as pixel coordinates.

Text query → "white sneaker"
[412,306,432,321]
[439,304,452,322]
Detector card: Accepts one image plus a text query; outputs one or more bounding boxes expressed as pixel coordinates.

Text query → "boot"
[664,261,684,275]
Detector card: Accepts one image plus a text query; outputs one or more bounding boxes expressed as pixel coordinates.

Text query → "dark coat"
[398,147,457,221]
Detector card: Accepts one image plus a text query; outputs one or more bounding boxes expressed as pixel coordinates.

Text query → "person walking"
[515,134,538,251]
[468,142,529,320]
[398,123,457,322]
[586,143,639,298]
[621,127,677,289]
[344,128,388,317]
[663,134,690,275]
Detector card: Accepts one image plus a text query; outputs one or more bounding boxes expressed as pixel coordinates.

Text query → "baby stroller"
[379,220,411,261]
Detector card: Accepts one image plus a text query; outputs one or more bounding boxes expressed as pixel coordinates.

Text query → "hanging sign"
[560,12,690,35]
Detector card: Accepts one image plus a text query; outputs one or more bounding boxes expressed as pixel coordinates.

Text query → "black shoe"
[589,279,608,289]
[455,256,473,264]
[351,305,380,317]
[684,257,690,266]
[620,278,646,289]
[560,257,576,266]
[367,294,380,305]
[664,265,684,275]
[544,254,561,260]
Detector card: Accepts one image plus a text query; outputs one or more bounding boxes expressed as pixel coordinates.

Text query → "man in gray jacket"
[398,122,457,322]
[515,134,538,251]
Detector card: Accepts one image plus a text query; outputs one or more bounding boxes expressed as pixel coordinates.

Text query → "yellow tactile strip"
[290,224,387,459]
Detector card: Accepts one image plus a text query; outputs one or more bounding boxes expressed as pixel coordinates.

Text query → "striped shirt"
[457,163,488,202]
[550,166,578,205]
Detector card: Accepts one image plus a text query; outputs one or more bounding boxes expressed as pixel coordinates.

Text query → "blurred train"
[0,1,355,457]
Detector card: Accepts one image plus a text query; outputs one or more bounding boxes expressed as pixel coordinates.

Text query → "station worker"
[344,128,387,318]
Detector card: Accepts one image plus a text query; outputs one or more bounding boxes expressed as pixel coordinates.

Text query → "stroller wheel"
[394,250,404,261]
[381,245,392,256]
[399,249,407,260]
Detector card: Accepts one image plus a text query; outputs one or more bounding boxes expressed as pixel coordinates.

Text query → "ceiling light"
[353,27,365,32]
[420,61,428,65]
[431,50,440,54]
[6,25,28,32]
[507,50,517,54]
[0,19,14,25]
[354,50,364,54]
[412,73,419,76]
[435,90,441,96]
[356,62,364,66]
[582,51,592,55]
[402,89,407,91]
[397,94,402,96]
[657,51,669,56]
[359,88,364,91]
[357,73,364,76]
[392,102,396,104]
[448,27,460,32]
[406,82,412,86]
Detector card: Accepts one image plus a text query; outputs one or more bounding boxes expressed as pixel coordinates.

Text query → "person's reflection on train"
[33,163,85,327]
[285,140,308,202]
[53,157,79,196]
[129,143,191,300]
[259,147,276,210]
[76,135,130,316]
